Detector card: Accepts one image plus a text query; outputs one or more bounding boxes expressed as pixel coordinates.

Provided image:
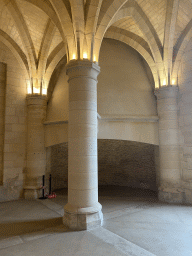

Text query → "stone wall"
[0,42,27,202]
[48,143,68,190]
[48,140,158,191]
[178,37,192,203]
[98,140,158,191]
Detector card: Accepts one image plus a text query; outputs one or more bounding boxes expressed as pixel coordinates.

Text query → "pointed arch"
[105,27,159,88]
[4,0,37,77]
[0,30,29,78]
[70,0,85,59]
[172,18,192,80]
[84,0,103,60]
[23,0,65,44]
[37,19,56,82]
[49,0,76,60]
[94,0,165,85]
[44,42,66,87]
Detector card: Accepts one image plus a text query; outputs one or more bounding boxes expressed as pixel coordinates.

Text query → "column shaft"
[63,60,103,230]
[0,63,6,185]
[24,95,47,199]
[155,86,183,203]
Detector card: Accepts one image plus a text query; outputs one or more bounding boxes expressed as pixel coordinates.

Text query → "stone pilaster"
[155,86,183,203]
[0,63,6,185]
[24,95,47,199]
[63,60,103,230]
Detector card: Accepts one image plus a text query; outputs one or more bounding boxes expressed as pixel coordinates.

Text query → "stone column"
[0,63,6,185]
[63,60,103,230]
[155,86,183,203]
[24,95,47,199]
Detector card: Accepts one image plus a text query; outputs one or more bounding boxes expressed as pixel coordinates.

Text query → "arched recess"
[105,27,159,88]
[0,30,29,78]
[94,0,165,85]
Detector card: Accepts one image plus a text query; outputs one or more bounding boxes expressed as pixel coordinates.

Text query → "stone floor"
[0,186,192,256]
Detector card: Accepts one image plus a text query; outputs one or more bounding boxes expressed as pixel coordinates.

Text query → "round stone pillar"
[63,60,103,230]
[0,63,6,185]
[24,95,47,199]
[155,86,183,203]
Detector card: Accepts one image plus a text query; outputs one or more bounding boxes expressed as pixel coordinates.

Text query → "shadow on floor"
[0,218,64,238]
[55,185,158,200]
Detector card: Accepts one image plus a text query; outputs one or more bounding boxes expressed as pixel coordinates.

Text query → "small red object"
[48,192,56,199]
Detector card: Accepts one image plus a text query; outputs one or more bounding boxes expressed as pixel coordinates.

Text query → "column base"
[158,188,184,204]
[24,186,41,199]
[63,203,103,230]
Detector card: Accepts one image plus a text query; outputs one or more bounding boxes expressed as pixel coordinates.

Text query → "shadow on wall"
[47,140,159,191]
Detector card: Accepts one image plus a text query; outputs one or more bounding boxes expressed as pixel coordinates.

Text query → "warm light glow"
[172,79,176,85]
[83,52,88,59]
[72,54,76,60]
[27,87,32,94]
[93,55,96,62]
[26,79,32,94]
[33,87,40,94]
[42,88,47,95]
[155,82,159,89]
[162,79,166,86]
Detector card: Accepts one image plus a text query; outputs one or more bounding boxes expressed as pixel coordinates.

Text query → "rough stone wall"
[49,140,158,191]
[0,42,27,202]
[98,140,158,191]
[49,143,68,190]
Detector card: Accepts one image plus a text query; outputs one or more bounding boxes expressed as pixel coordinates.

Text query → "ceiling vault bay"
[0,0,192,91]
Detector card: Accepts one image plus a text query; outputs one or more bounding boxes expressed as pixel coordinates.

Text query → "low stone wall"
[48,140,159,191]
[48,143,68,190]
[98,140,158,191]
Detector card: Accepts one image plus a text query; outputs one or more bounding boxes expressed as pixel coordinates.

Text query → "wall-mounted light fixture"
[172,78,177,85]
[26,79,32,94]
[41,79,47,95]
[83,52,88,59]
[72,53,76,60]
[162,78,167,86]
[26,78,47,96]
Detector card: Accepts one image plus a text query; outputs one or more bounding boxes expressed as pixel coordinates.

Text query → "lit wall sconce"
[41,79,47,95]
[26,78,48,96]
[172,78,177,85]
[155,81,159,89]
[83,52,88,59]
[26,79,32,94]
[162,79,167,86]
[33,78,40,94]
[72,53,76,60]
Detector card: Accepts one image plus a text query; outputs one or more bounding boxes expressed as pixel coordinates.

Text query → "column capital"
[154,86,179,99]
[26,95,47,106]
[66,59,100,82]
